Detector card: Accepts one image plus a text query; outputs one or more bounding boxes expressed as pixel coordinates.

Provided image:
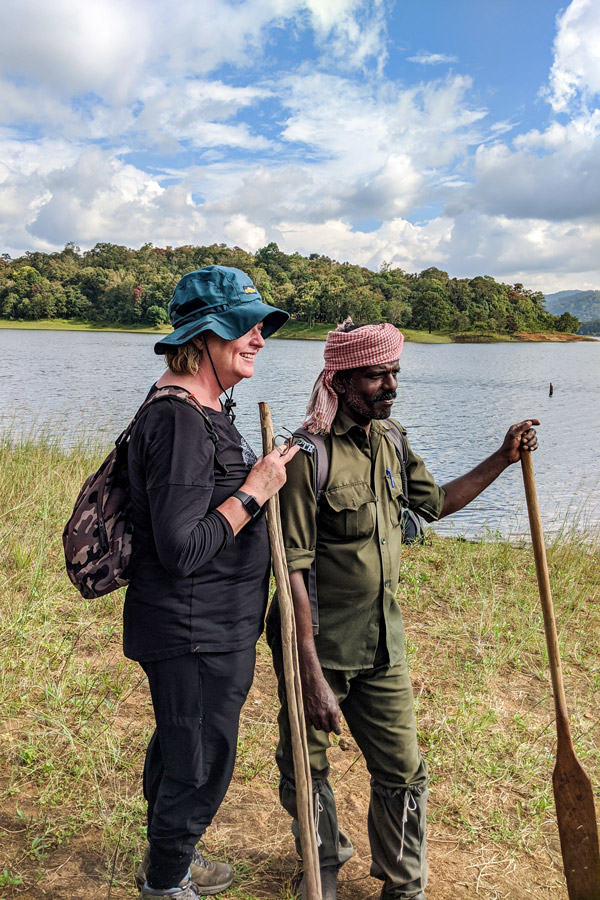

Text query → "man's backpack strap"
[292,427,329,636]
[382,420,426,545]
[382,420,408,497]
[293,427,328,497]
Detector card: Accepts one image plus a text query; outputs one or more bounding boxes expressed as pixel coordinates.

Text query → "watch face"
[245,495,261,518]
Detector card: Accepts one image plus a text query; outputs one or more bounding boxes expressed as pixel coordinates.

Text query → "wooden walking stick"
[259,402,322,900]
[521,451,600,899]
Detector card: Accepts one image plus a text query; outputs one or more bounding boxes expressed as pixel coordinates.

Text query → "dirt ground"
[0,648,570,900]
[514,332,589,342]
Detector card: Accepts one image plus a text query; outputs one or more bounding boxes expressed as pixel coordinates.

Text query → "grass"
[269,321,453,342]
[0,436,598,898]
[0,318,171,334]
[2,318,589,344]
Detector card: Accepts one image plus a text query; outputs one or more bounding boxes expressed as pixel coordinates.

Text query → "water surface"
[1,330,598,539]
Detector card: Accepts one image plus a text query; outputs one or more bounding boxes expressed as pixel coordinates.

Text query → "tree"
[295,280,321,326]
[146,305,169,326]
[555,311,581,333]
[410,283,452,333]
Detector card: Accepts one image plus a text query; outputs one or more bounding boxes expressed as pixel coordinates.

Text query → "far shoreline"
[0,318,595,343]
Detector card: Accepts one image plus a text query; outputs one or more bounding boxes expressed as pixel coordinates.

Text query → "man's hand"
[499,419,540,465]
[441,418,541,518]
[287,570,342,734]
[301,665,342,734]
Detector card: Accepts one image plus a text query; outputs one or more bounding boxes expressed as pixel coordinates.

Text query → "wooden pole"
[521,452,600,899]
[259,402,322,900]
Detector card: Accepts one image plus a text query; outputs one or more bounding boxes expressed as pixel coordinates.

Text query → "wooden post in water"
[259,402,322,900]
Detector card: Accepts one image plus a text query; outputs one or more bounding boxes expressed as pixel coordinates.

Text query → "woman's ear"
[191,336,204,352]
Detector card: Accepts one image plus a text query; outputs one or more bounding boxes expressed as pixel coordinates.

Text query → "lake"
[1,329,598,539]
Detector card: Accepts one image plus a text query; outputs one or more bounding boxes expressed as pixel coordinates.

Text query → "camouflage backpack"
[63,387,215,599]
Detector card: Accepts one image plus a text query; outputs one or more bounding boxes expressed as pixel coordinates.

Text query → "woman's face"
[201,322,266,389]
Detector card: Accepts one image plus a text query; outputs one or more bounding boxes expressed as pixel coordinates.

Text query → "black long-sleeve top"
[122,389,270,662]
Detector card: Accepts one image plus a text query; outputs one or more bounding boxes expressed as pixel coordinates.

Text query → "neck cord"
[203,337,236,423]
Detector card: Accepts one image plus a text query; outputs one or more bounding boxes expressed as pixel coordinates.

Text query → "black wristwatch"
[233,490,262,520]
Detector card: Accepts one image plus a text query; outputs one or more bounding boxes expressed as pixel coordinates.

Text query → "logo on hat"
[243,286,257,293]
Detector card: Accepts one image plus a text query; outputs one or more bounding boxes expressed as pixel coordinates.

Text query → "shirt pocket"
[384,472,408,527]
[320,481,376,541]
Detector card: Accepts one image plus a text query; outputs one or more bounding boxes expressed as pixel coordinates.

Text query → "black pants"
[141,648,256,889]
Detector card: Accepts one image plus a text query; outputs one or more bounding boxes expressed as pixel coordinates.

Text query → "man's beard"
[344,387,397,420]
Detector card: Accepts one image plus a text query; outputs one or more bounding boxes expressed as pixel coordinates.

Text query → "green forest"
[0,241,582,336]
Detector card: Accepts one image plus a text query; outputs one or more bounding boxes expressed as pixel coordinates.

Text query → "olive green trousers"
[270,634,428,899]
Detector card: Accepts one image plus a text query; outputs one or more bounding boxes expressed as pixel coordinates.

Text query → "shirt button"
[384,579,391,587]
[381,538,386,545]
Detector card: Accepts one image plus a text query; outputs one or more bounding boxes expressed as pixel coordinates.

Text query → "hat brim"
[154,301,289,354]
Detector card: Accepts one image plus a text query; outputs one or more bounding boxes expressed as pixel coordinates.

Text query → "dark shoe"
[140,873,202,898]
[380,893,426,900]
[299,864,338,900]
[137,847,234,895]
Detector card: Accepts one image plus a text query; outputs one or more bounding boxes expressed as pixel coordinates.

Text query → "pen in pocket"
[385,468,395,488]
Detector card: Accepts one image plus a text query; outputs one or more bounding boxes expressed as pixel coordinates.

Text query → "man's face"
[335,360,400,425]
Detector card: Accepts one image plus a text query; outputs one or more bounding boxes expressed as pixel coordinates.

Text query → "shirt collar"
[332,409,364,436]
[331,409,387,436]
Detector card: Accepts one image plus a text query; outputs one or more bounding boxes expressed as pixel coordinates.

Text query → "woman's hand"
[242,443,300,506]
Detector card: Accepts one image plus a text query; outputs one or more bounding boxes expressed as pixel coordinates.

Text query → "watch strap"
[233,489,262,519]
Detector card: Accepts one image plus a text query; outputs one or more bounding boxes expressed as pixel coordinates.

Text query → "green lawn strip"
[0,318,171,334]
[3,318,584,343]
[0,438,598,895]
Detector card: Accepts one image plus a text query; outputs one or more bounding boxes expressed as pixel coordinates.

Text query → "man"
[267,321,538,900]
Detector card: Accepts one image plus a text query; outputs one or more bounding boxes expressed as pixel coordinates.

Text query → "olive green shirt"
[279,410,445,670]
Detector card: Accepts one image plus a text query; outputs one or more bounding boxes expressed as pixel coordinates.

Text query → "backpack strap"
[126,386,228,475]
[293,427,329,498]
[382,420,409,498]
[292,427,330,636]
[382,420,426,545]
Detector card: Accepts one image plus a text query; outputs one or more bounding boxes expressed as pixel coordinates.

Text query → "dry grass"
[0,436,598,899]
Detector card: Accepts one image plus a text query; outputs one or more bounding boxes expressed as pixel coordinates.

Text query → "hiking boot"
[380,894,426,900]
[299,864,338,900]
[136,847,234,895]
[140,873,202,898]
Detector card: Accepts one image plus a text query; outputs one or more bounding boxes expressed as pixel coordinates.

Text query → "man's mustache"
[373,391,397,402]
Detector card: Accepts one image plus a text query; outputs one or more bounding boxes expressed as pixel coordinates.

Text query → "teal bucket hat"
[154,265,289,354]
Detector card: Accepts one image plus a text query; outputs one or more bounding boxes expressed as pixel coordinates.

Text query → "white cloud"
[133,80,272,152]
[546,0,600,112]
[441,212,600,291]
[224,214,267,251]
[448,117,600,223]
[0,0,149,103]
[407,52,458,65]
[0,0,599,296]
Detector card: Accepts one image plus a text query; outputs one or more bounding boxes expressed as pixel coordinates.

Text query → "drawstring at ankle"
[396,789,417,862]
[314,790,323,847]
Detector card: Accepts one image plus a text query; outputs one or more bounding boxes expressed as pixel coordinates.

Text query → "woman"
[124,265,298,900]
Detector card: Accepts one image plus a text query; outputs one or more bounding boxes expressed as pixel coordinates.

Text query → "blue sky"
[1,0,599,292]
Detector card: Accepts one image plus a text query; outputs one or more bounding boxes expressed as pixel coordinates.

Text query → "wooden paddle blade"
[553,745,600,900]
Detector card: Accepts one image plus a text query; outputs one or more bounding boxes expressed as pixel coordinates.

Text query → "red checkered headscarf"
[303,321,404,434]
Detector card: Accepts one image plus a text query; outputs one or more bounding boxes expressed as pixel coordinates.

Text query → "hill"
[0,242,584,337]
[544,289,600,321]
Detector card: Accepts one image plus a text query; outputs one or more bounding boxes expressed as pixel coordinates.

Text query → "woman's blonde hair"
[164,340,203,376]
